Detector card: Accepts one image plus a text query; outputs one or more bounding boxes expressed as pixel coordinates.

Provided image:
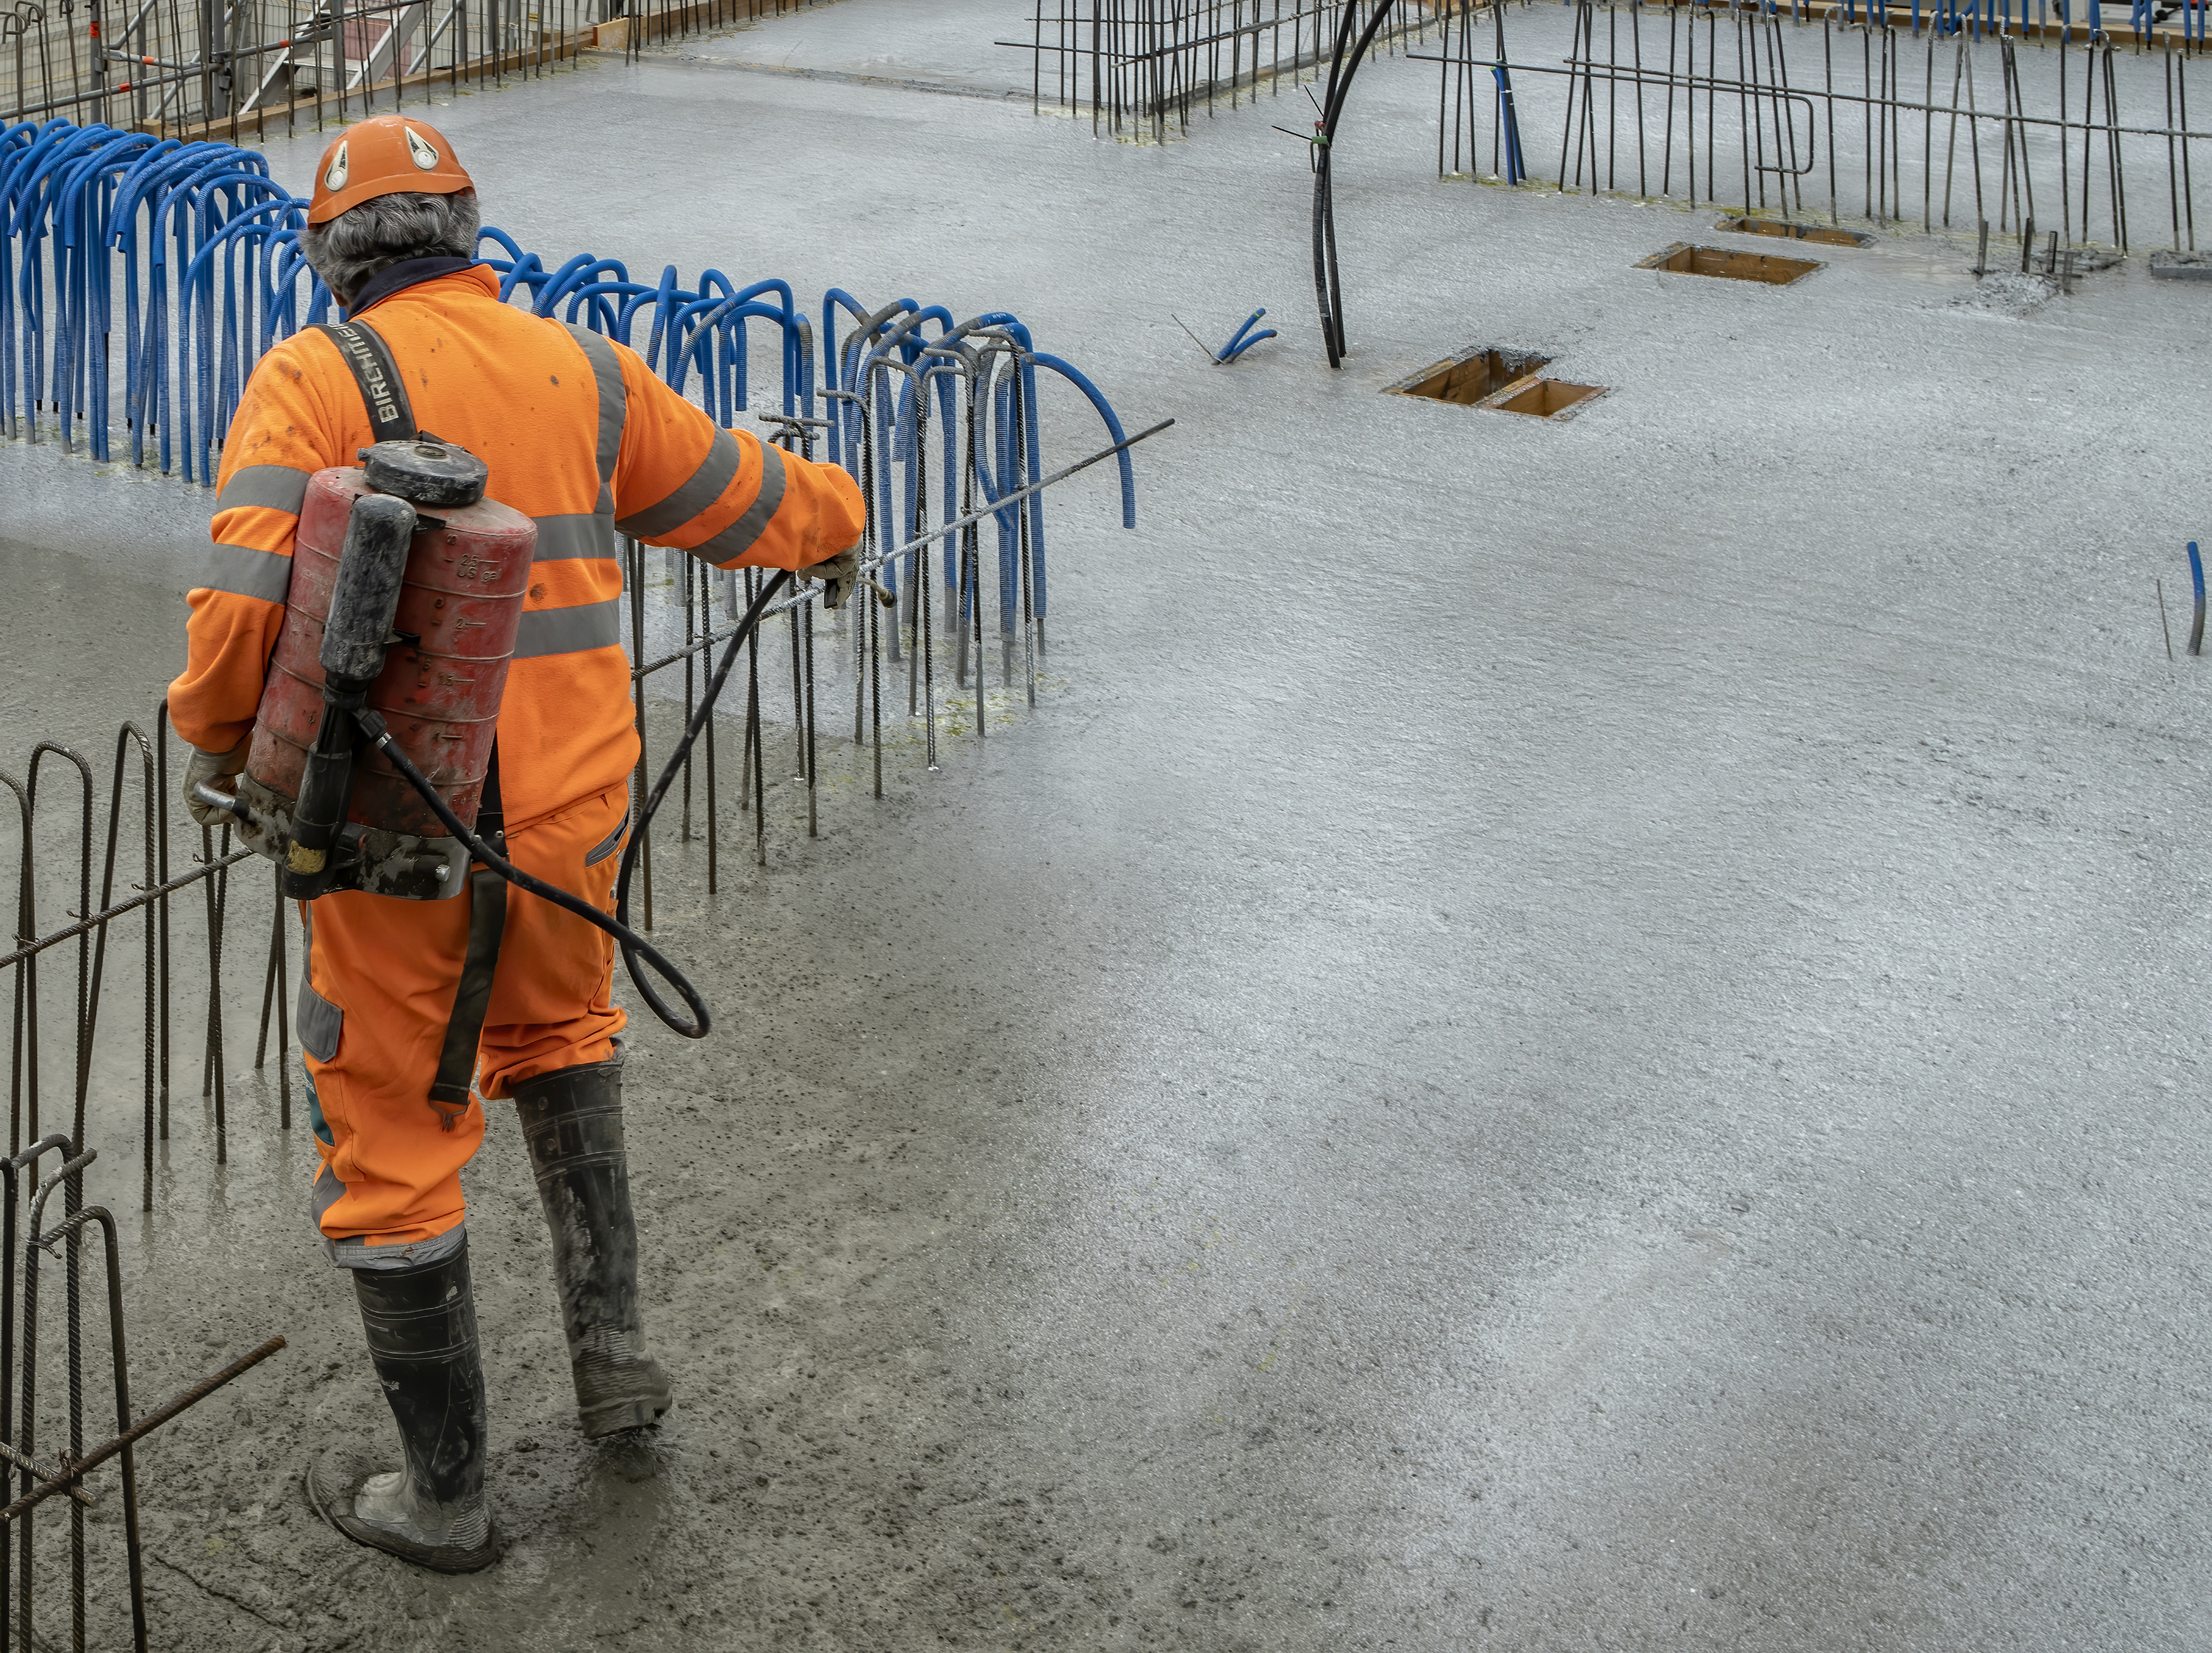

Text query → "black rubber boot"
[512,1058,673,1438]
[305,1242,500,1572]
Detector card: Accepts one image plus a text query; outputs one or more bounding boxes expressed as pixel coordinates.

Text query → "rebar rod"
[0,1337,285,1526]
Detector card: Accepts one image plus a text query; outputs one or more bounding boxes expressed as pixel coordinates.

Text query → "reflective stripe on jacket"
[166,263,865,830]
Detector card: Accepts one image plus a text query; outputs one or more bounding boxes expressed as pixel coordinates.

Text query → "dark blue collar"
[344,256,475,319]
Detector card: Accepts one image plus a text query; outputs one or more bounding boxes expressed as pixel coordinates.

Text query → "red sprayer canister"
[240,452,534,895]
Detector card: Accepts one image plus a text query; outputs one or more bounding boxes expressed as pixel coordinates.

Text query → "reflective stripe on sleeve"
[513,598,623,658]
[200,542,295,603]
[615,427,741,543]
[559,323,628,516]
[688,442,787,565]
[532,513,617,562]
[214,464,311,515]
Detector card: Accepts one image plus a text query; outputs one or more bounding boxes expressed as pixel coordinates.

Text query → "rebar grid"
[1430,0,2212,251]
[1005,0,1445,140]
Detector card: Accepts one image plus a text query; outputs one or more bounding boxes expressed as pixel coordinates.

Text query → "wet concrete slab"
[2,3,2210,1647]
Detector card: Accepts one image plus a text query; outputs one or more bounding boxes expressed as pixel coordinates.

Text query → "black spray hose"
[360,566,796,1040]
[612,566,793,1033]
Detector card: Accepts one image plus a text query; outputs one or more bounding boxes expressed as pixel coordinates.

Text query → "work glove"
[806,545,859,611]
[182,739,250,828]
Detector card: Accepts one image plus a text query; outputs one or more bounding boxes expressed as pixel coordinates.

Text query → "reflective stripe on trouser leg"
[317,1163,468,1270]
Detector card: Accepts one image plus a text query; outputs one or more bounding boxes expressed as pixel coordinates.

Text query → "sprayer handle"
[191,781,256,827]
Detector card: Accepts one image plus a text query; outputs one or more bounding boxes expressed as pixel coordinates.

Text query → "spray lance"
[200,416,1173,1040]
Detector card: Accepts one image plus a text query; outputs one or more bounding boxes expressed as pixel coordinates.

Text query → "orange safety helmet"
[307,114,475,226]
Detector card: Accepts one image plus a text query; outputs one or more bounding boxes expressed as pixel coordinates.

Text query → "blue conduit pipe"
[1493,66,1527,183]
[4,121,1143,622]
[1215,308,1277,363]
[2189,542,2204,657]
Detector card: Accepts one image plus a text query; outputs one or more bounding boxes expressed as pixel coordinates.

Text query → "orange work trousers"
[301,780,629,1261]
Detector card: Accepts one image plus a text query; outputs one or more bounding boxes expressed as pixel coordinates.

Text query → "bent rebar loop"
[966,325,1064,634]
[529,253,632,318]
[849,330,939,591]
[701,276,815,417]
[1,772,30,1150]
[851,312,947,607]
[40,131,160,457]
[21,743,94,1152]
[964,315,1130,627]
[820,289,906,465]
[918,341,990,730]
[628,263,685,372]
[905,350,942,764]
[820,383,887,768]
[176,168,284,479]
[260,227,319,351]
[958,329,1040,694]
[144,159,271,480]
[950,328,1035,648]
[849,312,964,571]
[663,284,813,428]
[90,725,158,1213]
[16,1146,92,1538]
[1,1135,75,1468]
[20,1199,145,1647]
[523,255,639,344]
[902,322,1060,724]
[0,1129,77,1653]
[1,123,107,442]
[114,146,248,464]
[911,340,970,594]
[0,128,31,434]
[855,346,939,753]
[179,193,294,448]
[19,1153,150,1653]
[832,300,918,495]
[971,338,1031,667]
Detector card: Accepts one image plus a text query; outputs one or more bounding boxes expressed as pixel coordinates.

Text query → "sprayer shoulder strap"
[427,751,508,1126]
[310,316,418,443]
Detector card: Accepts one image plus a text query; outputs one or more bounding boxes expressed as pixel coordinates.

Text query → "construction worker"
[166,114,865,1573]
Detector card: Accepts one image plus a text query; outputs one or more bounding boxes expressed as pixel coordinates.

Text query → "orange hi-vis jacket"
[167,263,865,830]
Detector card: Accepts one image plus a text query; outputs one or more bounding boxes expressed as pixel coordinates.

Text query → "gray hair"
[300,190,480,306]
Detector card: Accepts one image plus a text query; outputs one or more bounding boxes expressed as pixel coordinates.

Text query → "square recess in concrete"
[1387,346,1552,406]
[1713,215,1873,248]
[1639,243,1823,284]
[1486,378,1607,420]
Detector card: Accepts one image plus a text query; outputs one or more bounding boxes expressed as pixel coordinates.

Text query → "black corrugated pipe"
[1312,0,1400,369]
